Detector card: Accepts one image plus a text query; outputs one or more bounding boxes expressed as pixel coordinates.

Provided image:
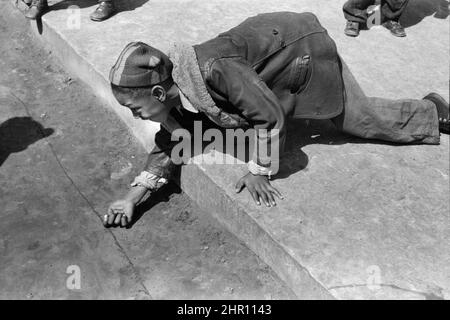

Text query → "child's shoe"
[24,0,48,20]
[383,20,406,37]
[344,21,360,37]
[90,1,116,22]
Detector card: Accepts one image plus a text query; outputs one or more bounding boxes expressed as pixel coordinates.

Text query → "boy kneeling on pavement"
[104,12,449,228]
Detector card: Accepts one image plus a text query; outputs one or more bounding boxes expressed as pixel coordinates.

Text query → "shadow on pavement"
[0,117,54,166]
[128,182,182,228]
[273,118,413,180]
[401,0,449,28]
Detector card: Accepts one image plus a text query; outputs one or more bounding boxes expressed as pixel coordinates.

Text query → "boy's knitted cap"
[109,42,173,88]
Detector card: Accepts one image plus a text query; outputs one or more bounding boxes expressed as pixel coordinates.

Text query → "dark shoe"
[15,0,30,12]
[90,2,116,22]
[383,20,406,37]
[344,21,360,37]
[24,0,47,20]
[23,0,32,5]
[424,93,449,134]
[434,1,449,19]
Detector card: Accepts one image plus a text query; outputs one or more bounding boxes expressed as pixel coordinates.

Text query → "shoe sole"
[425,93,450,134]
[90,12,115,22]
[391,32,406,37]
[344,31,359,37]
[90,17,108,21]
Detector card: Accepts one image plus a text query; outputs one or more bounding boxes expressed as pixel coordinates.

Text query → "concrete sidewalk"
[13,0,450,299]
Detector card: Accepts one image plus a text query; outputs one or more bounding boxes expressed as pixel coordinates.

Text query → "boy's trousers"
[332,59,440,145]
[343,0,410,24]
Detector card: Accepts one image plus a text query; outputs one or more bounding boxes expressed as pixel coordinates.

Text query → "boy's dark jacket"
[145,12,344,179]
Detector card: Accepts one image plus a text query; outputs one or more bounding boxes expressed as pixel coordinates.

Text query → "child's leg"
[381,0,410,21]
[343,0,376,24]
[332,59,440,145]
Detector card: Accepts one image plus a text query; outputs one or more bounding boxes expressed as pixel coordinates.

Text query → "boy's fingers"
[265,189,276,206]
[235,179,245,193]
[107,213,116,225]
[103,214,109,226]
[259,190,271,207]
[120,215,128,227]
[114,213,122,225]
[261,185,276,206]
[111,204,124,211]
[249,190,260,205]
[269,186,284,200]
[258,194,266,207]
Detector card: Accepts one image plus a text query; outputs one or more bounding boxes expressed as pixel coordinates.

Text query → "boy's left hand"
[235,172,284,207]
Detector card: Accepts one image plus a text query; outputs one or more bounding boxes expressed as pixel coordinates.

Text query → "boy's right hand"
[104,199,135,228]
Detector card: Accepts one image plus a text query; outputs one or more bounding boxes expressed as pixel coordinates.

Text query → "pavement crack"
[10,91,153,300]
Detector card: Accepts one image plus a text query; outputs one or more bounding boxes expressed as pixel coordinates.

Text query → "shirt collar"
[178,88,199,113]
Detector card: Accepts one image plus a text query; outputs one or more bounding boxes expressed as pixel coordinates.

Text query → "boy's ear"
[151,85,166,102]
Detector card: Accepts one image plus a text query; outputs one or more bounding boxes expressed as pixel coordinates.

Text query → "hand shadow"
[0,117,54,166]
[125,181,182,229]
[400,0,449,28]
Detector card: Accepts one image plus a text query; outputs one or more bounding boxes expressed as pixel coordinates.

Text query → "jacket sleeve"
[206,57,286,175]
[143,124,179,181]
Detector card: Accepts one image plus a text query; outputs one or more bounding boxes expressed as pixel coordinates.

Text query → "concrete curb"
[180,163,334,299]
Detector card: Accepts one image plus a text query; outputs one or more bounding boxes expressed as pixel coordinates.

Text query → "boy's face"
[115,91,170,123]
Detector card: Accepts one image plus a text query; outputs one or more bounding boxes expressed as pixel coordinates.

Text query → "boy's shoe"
[344,21,360,37]
[434,1,449,19]
[24,0,47,20]
[383,20,406,37]
[424,93,449,134]
[90,1,116,22]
